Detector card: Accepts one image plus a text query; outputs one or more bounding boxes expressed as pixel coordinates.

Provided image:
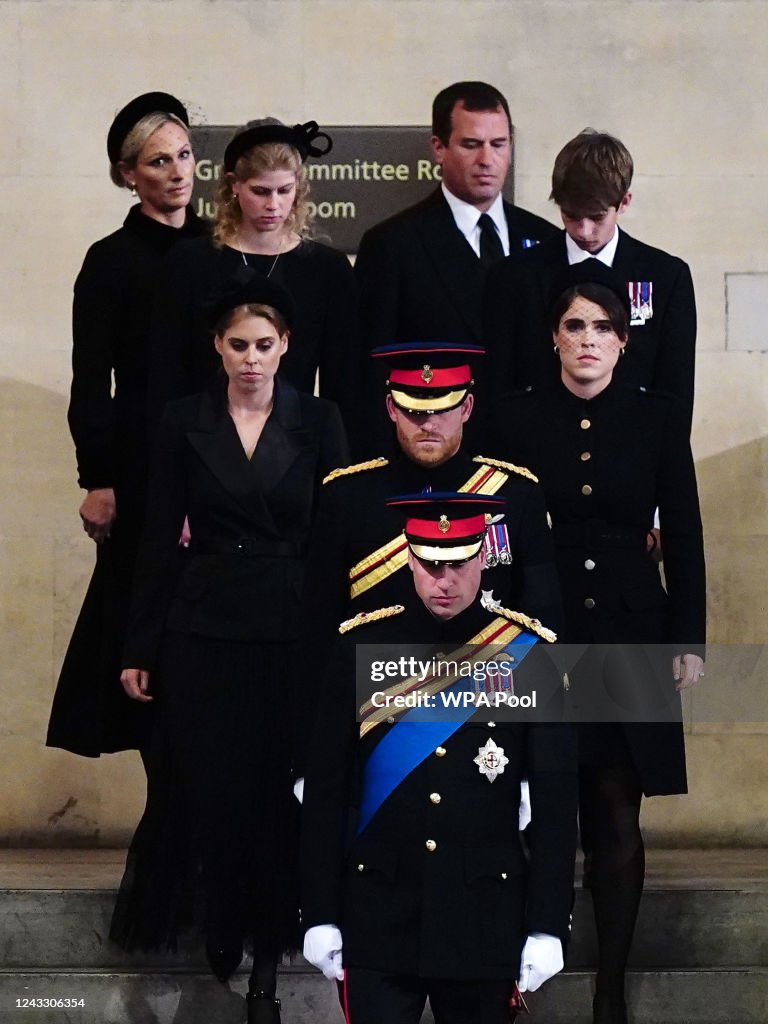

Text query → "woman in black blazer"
[500,268,705,1024]
[111,278,348,1024]
[47,91,208,758]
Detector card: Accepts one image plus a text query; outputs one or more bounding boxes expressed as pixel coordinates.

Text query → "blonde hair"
[213,125,313,247]
[110,112,189,189]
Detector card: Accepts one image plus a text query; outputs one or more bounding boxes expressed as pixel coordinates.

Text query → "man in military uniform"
[299,341,562,698]
[301,494,577,1023]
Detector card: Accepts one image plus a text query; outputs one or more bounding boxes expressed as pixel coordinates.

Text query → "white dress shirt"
[565,226,620,266]
[442,184,510,258]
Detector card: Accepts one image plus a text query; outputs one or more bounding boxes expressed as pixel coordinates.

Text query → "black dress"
[47,204,208,756]
[501,382,705,795]
[110,377,348,965]
[146,235,360,436]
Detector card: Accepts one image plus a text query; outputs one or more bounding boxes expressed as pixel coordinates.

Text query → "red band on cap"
[389,365,472,389]
[406,513,487,541]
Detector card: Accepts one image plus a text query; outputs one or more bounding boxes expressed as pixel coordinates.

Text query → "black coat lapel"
[415,190,485,340]
[185,385,274,524]
[611,231,638,279]
[248,378,312,495]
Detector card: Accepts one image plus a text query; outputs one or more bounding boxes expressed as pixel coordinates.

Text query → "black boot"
[246,991,281,1024]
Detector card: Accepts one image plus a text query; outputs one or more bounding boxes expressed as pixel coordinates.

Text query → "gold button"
[581,484,593,496]
[585,559,596,570]
[584,597,596,609]
[429,792,441,805]
[580,418,591,430]
[357,863,365,872]
[435,746,447,757]
[580,451,591,461]
[425,839,437,853]
[501,872,508,880]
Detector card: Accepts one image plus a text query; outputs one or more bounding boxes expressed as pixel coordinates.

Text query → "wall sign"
[191,125,516,254]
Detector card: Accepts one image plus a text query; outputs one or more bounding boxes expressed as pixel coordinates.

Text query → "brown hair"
[550,128,633,211]
[110,112,189,189]
[550,282,629,342]
[432,81,512,145]
[213,119,312,247]
[214,302,290,340]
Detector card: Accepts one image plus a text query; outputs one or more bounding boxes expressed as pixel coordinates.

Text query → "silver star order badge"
[474,737,509,783]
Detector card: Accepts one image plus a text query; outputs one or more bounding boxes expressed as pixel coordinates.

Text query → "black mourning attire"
[297,448,563,757]
[147,236,360,436]
[47,204,208,756]
[110,378,348,973]
[301,597,578,1024]
[354,188,559,448]
[501,380,705,1023]
[484,231,697,430]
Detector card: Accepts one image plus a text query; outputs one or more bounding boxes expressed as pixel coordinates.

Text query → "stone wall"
[1,0,766,845]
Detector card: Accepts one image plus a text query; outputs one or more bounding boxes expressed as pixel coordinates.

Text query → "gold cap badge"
[421,364,433,383]
[438,514,450,534]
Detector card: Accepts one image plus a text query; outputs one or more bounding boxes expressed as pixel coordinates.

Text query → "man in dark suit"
[484,128,697,428]
[301,493,577,1024]
[355,82,559,446]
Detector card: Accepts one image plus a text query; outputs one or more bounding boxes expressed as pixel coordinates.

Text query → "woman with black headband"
[111,276,348,1022]
[147,117,359,435]
[47,91,207,760]
[498,263,705,1024]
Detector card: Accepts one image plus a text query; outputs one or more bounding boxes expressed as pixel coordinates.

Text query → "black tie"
[478,213,504,268]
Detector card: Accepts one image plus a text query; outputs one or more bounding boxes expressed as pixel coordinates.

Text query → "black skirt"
[47,516,154,756]
[110,630,300,960]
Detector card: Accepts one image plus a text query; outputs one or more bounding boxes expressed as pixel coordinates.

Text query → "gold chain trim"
[323,457,389,485]
[473,455,538,484]
[496,606,556,643]
[339,604,405,634]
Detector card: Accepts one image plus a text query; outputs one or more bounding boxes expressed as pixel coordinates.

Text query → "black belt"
[189,537,302,558]
[553,521,648,550]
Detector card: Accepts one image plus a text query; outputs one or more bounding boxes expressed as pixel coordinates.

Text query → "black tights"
[579,762,644,1023]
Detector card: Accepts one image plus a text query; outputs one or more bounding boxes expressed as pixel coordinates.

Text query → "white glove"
[518,779,531,830]
[518,933,563,992]
[303,924,344,981]
[293,777,304,804]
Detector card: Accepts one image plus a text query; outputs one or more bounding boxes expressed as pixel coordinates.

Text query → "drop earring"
[553,345,560,354]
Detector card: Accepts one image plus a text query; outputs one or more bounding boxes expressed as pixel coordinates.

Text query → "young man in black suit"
[356,81,559,351]
[484,128,697,428]
[301,494,577,1024]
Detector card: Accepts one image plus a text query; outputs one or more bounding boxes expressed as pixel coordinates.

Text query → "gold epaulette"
[339,604,405,634]
[323,457,389,485]
[473,455,538,484]
[496,606,557,644]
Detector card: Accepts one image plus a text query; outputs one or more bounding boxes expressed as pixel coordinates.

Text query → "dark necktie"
[478,213,504,268]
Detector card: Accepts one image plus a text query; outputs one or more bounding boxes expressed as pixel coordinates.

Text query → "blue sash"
[356,632,538,834]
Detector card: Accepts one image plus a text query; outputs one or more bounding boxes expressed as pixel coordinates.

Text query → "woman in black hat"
[498,267,705,1024]
[147,117,360,437]
[110,278,348,1022]
[47,92,208,759]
